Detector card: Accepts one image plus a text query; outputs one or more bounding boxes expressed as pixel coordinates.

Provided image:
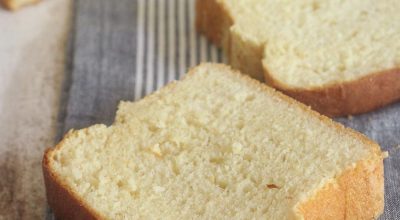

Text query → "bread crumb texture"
[214,0,400,88]
[45,64,384,219]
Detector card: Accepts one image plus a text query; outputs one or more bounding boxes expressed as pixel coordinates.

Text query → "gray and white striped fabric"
[48,0,399,219]
[134,0,225,100]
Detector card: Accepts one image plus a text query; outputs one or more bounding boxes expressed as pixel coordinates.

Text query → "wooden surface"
[0,0,71,219]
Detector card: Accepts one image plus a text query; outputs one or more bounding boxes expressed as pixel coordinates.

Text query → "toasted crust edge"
[195,0,231,47]
[42,131,105,220]
[1,0,40,10]
[296,156,384,220]
[196,0,400,117]
[43,63,385,219]
[264,66,400,117]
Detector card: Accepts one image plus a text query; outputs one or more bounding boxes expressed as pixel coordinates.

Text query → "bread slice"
[196,0,400,116]
[1,0,40,10]
[43,64,385,219]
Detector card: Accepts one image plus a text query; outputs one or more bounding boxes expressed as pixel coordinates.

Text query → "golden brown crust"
[43,136,105,220]
[264,65,400,117]
[196,0,267,82]
[297,156,384,220]
[196,0,232,47]
[196,0,400,117]
[1,0,40,10]
[195,0,221,45]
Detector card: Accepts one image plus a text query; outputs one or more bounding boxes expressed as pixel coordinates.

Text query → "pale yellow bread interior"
[45,64,384,219]
[215,0,400,88]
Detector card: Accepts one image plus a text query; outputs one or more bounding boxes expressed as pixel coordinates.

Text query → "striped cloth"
[134,0,225,100]
[47,0,399,219]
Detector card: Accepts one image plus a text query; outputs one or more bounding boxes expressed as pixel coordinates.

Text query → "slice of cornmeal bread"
[196,0,400,116]
[43,64,385,219]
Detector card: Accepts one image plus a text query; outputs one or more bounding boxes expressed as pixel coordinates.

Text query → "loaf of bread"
[43,64,385,219]
[1,0,40,10]
[196,0,400,116]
